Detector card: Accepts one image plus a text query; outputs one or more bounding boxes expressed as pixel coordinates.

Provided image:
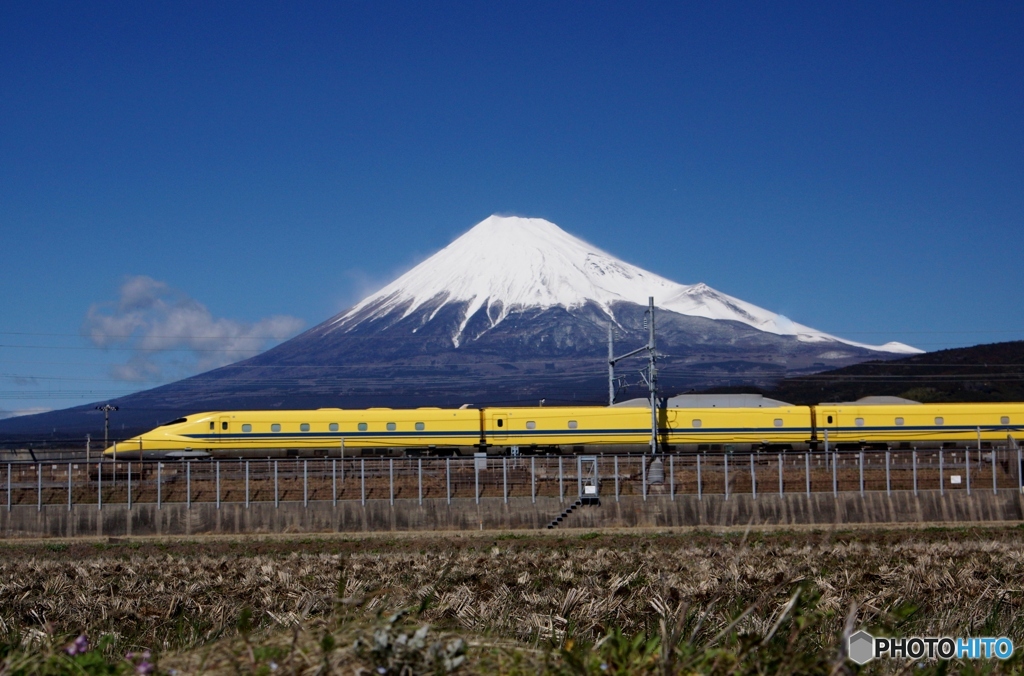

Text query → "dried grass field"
[2,525,1024,674]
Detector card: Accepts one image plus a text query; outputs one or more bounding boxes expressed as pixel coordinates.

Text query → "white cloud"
[84,275,305,382]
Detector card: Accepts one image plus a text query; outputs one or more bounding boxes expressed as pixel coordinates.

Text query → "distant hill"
[706,341,1024,404]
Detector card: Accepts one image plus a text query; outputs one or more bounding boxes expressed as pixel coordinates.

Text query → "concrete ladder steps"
[546,498,584,529]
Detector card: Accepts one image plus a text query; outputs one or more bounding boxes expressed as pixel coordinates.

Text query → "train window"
[415,422,425,431]
[222,422,228,430]
[692,419,702,428]
[855,418,865,427]
[773,419,783,427]
[242,424,251,433]
[895,418,904,426]
[329,423,338,432]
[1002,416,1010,425]
[209,422,214,430]
[497,419,504,427]
[568,420,578,429]
[935,417,944,426]
[271,423,281,432]
[358,423,368,431]
[300,423,310,432]
[827,416,833,424]
[526,421,536,430]
[387,422,396,431]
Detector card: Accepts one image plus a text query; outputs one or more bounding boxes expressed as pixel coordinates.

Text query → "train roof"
[613,394,795,408]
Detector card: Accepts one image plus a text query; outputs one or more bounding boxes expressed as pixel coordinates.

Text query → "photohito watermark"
[848,630,1014,665]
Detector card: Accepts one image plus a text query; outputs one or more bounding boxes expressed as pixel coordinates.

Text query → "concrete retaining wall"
[2,489,1022,538]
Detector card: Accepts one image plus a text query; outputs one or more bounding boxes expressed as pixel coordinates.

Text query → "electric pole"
[608,296,659,454]
[95,404,118,455]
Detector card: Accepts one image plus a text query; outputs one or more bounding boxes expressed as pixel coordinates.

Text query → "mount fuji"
[0,215,919,440]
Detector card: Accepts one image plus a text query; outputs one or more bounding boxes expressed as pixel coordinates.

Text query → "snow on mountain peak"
[331,215,920,354]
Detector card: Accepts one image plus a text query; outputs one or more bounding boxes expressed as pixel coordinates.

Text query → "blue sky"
[1,1,1022,418]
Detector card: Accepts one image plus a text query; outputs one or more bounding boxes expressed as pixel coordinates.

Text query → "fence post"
[939,450,944,496]
[885,451,890,496]
[993,446,997,494]
[805,453,810,496]
[215,461,219,510]
[558,457,564,503]
[389,458,394,506]
[778,453,783,496]
[503,457,508,504]
[418,458,423,506]
[912,449,918,496]
[857,451,865,496]
[832,452,837,496]
[157,462,161,510]
[98,461,102,511]
[7,463,11,511]
[128,462,132,510]
[724,454,729,501]
[187,461,191,509]
[446,457,451,505]
[669,454,675,500]
[614,455,620,502]
[474,457,480,505]
[68,462,72,511]
[750,453,756,499]
[531,457,536,504]
[360,459,366,506]
[962,448,970,495]
[304,460,309,508]
[332,459,337,506]
[37,463,41,512]
[1018,447,1022,493]
[642,454,647,501]
[696,454,701,501]
[274,460,279,508]
[576,456,582,499]
[245,461,250,509]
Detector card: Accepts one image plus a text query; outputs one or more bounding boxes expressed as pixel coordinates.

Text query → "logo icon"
[848,630,874,665]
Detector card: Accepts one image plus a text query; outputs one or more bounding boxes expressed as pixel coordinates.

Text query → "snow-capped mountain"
[331,215,917,354]
[0,214,920,439]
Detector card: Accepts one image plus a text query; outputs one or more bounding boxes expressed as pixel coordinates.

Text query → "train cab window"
[496,419,504,427]
[271,424,281,432]
[415,422,425,431]
[855,418,865,427]
[773,419,784,427]
[934,417,944,426]
[221,422,228,430]
[329,423,339,432]
[242,424,252,433]
[895,418,904,426]
[827,416,833,424]
[358,423,368,432]
[1002,416,1010,425]
[300,423,310,432]
[692,419,702,428]
[567,420,578,429]
[386,422,396,431]
[526,421,536,429]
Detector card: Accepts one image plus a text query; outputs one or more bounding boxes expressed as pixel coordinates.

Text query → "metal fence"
[3,449,1023,511]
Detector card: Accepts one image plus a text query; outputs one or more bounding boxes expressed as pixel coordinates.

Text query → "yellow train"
[103,397,1024,459]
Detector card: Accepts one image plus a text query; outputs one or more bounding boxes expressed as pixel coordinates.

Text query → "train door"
[491,412,508,440]
[819,408,840,449]
[217,416,231,437]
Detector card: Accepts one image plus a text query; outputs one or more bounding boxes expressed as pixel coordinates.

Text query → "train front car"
[815,400,1024,451]
[102,414,218,460]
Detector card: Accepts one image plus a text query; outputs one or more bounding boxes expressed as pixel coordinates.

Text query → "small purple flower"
[136,660,154,675]
[65,634,89,656]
